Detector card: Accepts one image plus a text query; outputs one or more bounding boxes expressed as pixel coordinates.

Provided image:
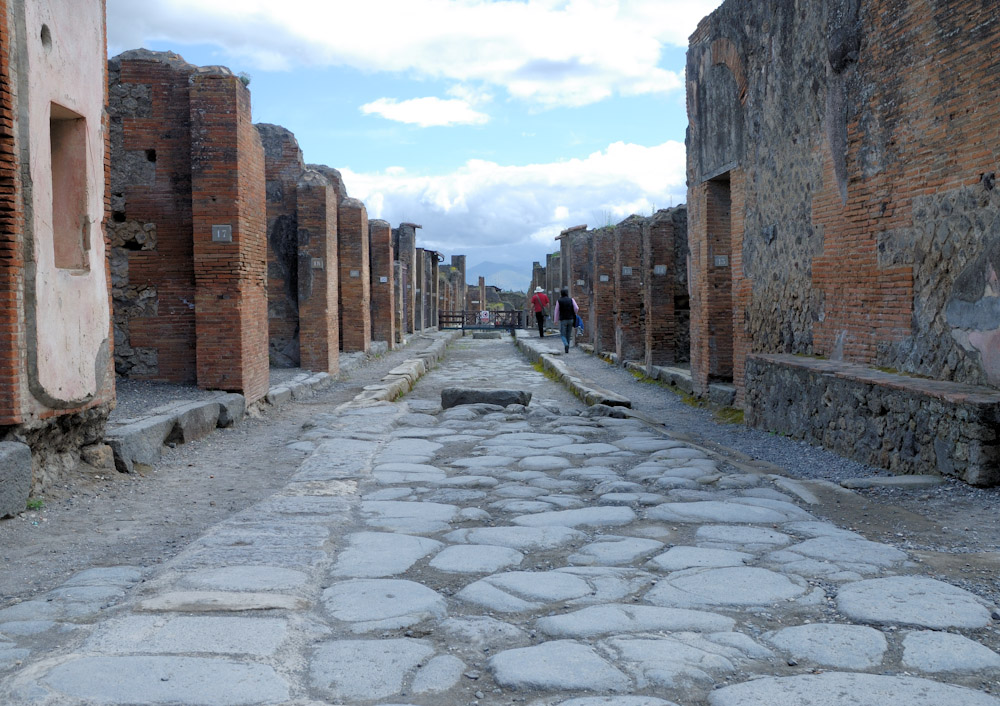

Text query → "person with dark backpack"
[552,287,579,353]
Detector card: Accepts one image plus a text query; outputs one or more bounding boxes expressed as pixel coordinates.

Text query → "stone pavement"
[2,337,1000,705]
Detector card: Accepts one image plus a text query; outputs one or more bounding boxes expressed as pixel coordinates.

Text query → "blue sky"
[107,0,723,287]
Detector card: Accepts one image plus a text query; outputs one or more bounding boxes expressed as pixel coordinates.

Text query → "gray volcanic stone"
[765,624,887,669]
[489,641,630,691]
[177,566,309,592]
[604,634,770,688]
[536,604,735,638]
[322,579,446,632]
[84,616,288,656]
[707,673,1000,706]
[0,441,31,517]
[512,506,636,529]
[40,655,289,705]
[648,501,798,524]
[569,537,665,566]
[310,638,434,701]
[554,699,679,706]
[332,532,443,577]
[411,654,466,693]
[649,546,752,571]
[361,500,458,533]
[696,525,792,549]
[438,616,530,650]
[902,631,1000,672]
[518,455,572,471]
[442,388,532,408]
[445,526,585,551]
[429,544,524,573]
[836,576,993,629]
[645,567,808,608]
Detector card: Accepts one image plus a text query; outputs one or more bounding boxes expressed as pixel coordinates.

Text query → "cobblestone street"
[2,336,999,705]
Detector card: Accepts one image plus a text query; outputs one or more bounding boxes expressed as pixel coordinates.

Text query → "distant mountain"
[466,261,531,293]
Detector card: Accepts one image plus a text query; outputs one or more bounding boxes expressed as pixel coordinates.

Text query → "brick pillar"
[256,123,305,367]
[414,247,425,330]
[478,276,486,314]
[295,171,339,373]
[451,255,466,312]
[394,223,419,333]
[369,219,395,348]
[430,253,440,329]
[338,198,370,352]
[615,216,644,364]
[642,206,689,370]
[590,227,616,355]
[568,228,592,345]
[189,69,269,403]
[392,260,405,343]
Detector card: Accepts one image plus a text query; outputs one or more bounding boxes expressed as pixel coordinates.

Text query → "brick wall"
[296,170,338,373]
[614,216,644,363]
[257,123,304,367]
[337,198,370,352]
[109,51,197,383]
[450,255,466,312]
[643,206,688,368]
[189,68,269,403]
[414,247,425,330]
[590,227,615,355]
[567,229,592,345]
[392,260,405,343]
[369,219,394,347]
[394,223,418,333]
[430,254,439,328]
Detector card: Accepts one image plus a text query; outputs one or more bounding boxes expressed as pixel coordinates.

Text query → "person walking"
[552,287,579,353]
[530,286,549,337]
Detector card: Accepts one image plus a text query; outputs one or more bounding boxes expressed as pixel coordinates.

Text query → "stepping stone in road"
[649,546,753,571]
[489,640,631,692]
[322,579,446,632]
[645,567,810,609]
[836,576,993,629]
[569,536,665,566]
[536,604,735,638]
[647,501,799,524]
[901,630,1000,673]
[445,525,586,551]
[310,638,434,701]
[331,532,443,578]
[512,506,636,529]
[429,544,524,573]
[707,672,1000,706]
[764,623,888,670]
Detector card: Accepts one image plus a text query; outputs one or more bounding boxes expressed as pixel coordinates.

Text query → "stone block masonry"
[256,123,305,367]
[369,219,395,348]
[189,67,269,403]
[296,171,338,373]
[338,198,370,352]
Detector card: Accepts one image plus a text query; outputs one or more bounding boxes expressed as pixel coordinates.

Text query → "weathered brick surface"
[257,123,305,367]
[392,260,405,343]
[337,198,370,352]
[190,69,269,403]
[414,247,426,331]
[689,0,1000,402]
[368,219,394,347]
[643,207,688,368]
[430,253,440,328]
[589,227,615,355]
[614,216,644,363]
[450,255,466,312]
[296,171,338,373]
[109,51,197,383]
[393,223,418,333]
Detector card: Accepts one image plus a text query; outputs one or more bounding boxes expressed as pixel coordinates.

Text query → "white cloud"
[343,139,687,270]
[107,0,723,108]
[360,96,490,127]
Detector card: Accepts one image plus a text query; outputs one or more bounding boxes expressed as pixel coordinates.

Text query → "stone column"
[190,68,269,403]
[430,252,440,329]
[337,198,371,352]
[450,255,466,312]
[392,260,405,344]
[296,170,338,373]
[414,247,425,331]
[369,219,395,348]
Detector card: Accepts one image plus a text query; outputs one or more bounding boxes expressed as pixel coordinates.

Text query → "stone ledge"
[746,354,1000,486]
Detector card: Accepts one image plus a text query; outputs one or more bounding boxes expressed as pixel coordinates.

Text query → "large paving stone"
[902,630,1000,672]
[536,604,735,638]
[696,525,792,550]
[549,699,678,706]
[429,544,524,573]
[294,438,380,481]
[38,655,289,705]
[836,576,993,629]
[647,501,797,524]
[84,616,287,656]
[332,532,442,577]
[105,415,175,473]
[361,500,459,533]
[512,506,636,529]
[137,591,307,613]
[645,567,809,608]
[707,673,1000,706]
[410,654,466,694]
[0,441,31,518]
[438,616,530,650]
[177,566,309,592]
[569,537,665,566]
[489,640,630,691]
[764,624,887,669]
[604,633,770,688]
[549,442,622,456]
[373,463,447,485]
[442,388,532,408]
[459,568,650,613]
[479,432,580,448]
[310,638,434,701]
[518,455,572,471]
[649,546,753,571]
[444,526,585,551]
[322,579,446,632]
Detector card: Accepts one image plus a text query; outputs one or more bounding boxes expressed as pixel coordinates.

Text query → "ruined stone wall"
[614,216,644,363]
[256,123,304,367]
[394,223,419,333]
[190,68,269,403]
[643,207,688,367]
[567,229,592,345]
[338,198,370,352]
[296,171,338,373]
[689,0,1000,401]
[369,219,394,347]
[589,228,615,355]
